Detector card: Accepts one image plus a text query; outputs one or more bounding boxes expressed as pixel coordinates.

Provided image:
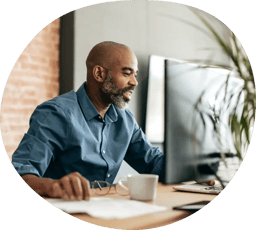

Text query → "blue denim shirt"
[12,83,163,183]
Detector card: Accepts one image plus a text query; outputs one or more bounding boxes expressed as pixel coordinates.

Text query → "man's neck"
[85,85,110,119]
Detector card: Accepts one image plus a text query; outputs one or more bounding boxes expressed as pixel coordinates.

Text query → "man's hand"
[47,172,90,201]
[198,180,215,186]
[22,172,90,201]
[206,180,215,186]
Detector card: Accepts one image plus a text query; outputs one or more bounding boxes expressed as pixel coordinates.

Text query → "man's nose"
[129,74,138,87]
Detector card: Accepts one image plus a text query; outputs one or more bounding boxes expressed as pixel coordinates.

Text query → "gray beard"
[101,71,130,110]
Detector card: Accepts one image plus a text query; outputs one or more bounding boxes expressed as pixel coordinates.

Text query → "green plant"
[191,10,256,159]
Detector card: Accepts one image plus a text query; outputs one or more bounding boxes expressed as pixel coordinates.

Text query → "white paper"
[46,197,168,219]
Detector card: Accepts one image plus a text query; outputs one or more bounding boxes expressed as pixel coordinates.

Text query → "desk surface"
[69,183,217,230]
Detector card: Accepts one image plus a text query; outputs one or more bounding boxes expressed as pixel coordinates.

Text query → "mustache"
[120,86,135,94]
[112,86,135,97]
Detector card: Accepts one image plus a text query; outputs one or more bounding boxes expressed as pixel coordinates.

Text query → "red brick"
[1,19,60,159]
[4,145,17,160]
[1,97,20,105]
[30,55,48,64]
[17,53,29,64]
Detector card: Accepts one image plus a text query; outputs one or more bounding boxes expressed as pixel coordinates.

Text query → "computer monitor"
[147,58,244,184]
[161,59,245,184]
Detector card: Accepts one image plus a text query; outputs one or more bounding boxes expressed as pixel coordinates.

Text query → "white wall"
[73,1,231,180]
[74,1,230,124]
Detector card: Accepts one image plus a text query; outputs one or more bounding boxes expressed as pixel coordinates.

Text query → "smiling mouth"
[124,90,133,100]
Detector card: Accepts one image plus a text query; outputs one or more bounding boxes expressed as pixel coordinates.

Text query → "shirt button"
[98,116,101,119]
[102,150,105,154]
[107,174,110,178]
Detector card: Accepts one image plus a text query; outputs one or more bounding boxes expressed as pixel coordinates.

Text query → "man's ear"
[93,65,105,82]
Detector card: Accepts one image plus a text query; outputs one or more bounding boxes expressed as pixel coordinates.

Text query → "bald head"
[86,41,132,72]
[85,41,138,112]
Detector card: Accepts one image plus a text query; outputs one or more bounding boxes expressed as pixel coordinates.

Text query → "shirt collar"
[105,103,118,123]
[76,82,118,122]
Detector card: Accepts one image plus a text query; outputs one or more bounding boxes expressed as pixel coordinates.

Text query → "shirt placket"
[99,117,113,182]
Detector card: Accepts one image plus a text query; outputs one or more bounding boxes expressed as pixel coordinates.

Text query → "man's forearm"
[21,174,55,197]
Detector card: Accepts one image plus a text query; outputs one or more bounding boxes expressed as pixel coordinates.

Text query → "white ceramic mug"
[118,174,159,201]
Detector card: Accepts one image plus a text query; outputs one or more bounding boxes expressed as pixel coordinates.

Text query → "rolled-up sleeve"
[12,102,70,177]
[124,121,164,175]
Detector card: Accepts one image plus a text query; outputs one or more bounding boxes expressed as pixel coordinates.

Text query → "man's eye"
[124,72,137,78]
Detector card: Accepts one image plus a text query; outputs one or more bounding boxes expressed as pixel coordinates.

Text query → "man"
[12,41,164,201]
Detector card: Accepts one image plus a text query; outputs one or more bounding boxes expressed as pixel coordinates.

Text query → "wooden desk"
[70,183,217,229]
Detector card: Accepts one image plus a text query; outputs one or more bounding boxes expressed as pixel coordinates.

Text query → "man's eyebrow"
[122,67,139,73]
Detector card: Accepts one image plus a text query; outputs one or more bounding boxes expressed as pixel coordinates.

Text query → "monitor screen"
[159,59,244,184]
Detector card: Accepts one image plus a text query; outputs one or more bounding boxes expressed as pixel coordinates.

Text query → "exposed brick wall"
[0,19,60,160]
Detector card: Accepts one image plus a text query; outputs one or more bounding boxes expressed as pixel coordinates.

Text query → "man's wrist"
[38,177,56,197]
[22,174,56,197]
